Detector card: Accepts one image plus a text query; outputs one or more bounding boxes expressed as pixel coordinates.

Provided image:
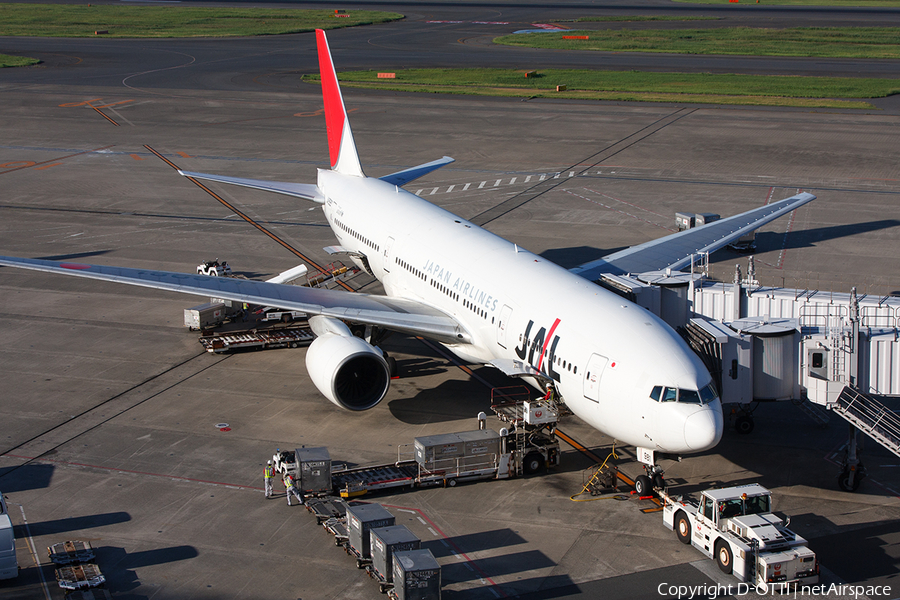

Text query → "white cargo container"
[184,302,226,330]
[0,492,18,580]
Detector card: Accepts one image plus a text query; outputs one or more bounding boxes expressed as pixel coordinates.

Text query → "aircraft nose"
[684,404,724,451]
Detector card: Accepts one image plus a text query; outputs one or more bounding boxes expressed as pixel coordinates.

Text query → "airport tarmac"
[1,10,900,600]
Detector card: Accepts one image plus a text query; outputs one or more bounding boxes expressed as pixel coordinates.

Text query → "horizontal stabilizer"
[179,171,325,203]
[572,192,816,279]
[380,156,455,187]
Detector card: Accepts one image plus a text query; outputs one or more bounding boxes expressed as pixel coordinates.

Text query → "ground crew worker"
[284,472,303,506]
[264,461,275,498]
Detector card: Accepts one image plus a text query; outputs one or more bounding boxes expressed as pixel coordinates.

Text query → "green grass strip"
[495,27,900,59]
[553,16,719,22]
[311,68,900,108]
[675,0,900,6]
[0,53,39,68]
[0,4,403,38]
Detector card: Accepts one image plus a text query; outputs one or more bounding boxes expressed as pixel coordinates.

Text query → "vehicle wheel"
[734,415,754,435]
[447,478,457,488]
[523,453,544,475]
[290,341,298,348]
[634,475,652,496]
[715,540,733,574]
[675,512,691,545]
[653,473,665,490]
[838,470,861,492]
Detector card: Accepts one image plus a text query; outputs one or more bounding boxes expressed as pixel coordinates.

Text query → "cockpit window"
[650,384,719,404]
[700,384,718,404]
[678,389,702,404]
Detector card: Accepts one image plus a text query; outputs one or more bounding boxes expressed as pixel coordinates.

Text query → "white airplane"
[0,30,814,492]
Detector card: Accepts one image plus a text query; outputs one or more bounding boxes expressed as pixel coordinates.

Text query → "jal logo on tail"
[514,318,562,382]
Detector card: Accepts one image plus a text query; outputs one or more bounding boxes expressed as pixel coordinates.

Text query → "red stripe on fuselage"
[537,318,561,372]
[316,29,345,169]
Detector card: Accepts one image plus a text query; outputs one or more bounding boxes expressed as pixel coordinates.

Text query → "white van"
[0,492,18,579]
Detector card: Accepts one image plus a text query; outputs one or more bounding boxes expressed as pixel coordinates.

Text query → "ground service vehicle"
[197,259,231,277]
[0,492,18,579]
[262,308,307,323]
[273,403,561,498]
[662,484,818,591]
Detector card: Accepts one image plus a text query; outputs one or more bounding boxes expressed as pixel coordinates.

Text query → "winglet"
[316,29,364,177]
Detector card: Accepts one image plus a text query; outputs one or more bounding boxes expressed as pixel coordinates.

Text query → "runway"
[1,3,899,599]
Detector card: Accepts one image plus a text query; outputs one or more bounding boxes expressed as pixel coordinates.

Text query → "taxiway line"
[0,352,223,481]
[4,449,508,596]
[382,501,508,597]
[143,144,355,292]
[468,108,696,227]
[0,144,115,175]
[89,104,120,126]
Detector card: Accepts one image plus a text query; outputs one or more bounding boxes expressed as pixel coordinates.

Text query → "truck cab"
[0,492,18,580]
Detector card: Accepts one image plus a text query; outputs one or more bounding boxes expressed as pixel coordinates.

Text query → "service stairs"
[829,387,900,458]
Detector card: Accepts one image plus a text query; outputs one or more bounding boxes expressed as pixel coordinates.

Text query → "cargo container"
[414,430,499,472]
[184,301,226,330]
[346,504,395,562]
[390,548,440,600]
[0,492,17,580]
[370,525,420,584]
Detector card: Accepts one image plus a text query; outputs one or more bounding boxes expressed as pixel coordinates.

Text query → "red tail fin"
[316,29,363,176]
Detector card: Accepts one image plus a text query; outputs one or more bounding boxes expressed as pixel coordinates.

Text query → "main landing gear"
[729,403,756,435]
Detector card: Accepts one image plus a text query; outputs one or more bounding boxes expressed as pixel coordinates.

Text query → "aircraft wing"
[379,156,455,187]
[0,256,470,344]
[570,192,815,280]
[178,171,325,203]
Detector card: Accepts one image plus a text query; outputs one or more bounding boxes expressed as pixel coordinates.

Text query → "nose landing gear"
[635,447,678,496]
[635,464,666,496]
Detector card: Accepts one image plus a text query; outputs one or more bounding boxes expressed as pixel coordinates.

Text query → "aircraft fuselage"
[318,168,724,454]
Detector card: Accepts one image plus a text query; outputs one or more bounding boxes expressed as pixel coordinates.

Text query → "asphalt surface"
[0,3,899,600]
[2,0,900,84]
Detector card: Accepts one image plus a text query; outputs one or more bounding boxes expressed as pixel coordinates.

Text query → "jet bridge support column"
[839,288,866,492]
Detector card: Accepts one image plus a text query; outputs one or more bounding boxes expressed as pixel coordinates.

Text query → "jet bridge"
[596,259,900,491]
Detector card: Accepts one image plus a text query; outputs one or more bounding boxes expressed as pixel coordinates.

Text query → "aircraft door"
[583,353,609,403]
[382,237,395,273]
[497,305,512,348]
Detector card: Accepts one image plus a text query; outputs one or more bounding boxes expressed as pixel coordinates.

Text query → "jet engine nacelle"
[305,332,390,411]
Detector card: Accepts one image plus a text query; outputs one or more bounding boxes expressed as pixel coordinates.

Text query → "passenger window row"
[335,218,380,253]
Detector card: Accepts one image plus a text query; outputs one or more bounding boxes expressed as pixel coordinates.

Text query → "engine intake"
[305,332,390,410]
